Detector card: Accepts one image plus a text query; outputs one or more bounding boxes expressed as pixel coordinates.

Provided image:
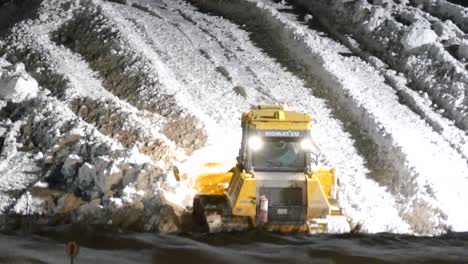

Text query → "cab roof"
[242,105,311,130]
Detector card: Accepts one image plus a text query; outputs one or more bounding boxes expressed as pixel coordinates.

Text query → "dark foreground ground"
[0,225,467,264]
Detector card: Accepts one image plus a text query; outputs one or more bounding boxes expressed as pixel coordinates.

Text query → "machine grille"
[259,187,306,225]
[268,205,306,225]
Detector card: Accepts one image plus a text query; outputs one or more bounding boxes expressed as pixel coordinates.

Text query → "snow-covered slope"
[0,0,467,235]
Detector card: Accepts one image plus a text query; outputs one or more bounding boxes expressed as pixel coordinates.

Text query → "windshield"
[251,138,306,172]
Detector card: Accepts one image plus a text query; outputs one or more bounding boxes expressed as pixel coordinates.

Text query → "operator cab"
[252,137,305,172]
[245,135,315,173]
[237,105,319,174]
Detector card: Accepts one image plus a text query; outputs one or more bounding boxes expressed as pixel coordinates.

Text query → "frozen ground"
[0,0,467,236]
[1,228,468,264]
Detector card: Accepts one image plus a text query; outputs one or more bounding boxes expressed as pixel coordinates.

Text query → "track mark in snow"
[299,0,468,131]
[130,3,164,20]
[215,66,233,82]
[45,36,185,164]
[1,18,187,169]
[52,8,208,154]
[198,49,212,61]
[129,3,197,46]
[233,85,247,98]
[275,1,468,163]
[53,12,181,118]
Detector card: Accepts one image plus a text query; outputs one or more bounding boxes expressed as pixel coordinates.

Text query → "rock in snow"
[401,24,438,51]
[61,154,84,178]
[0,62,39,103]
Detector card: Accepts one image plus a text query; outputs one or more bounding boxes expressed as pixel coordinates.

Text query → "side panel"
[314,169,336,198]
[306,176,331,218]
[231,177,256,217]
[227,167,243,201]
[227,167,256,217]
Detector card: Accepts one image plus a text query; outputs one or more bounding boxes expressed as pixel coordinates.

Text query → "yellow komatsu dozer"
[191,105,349,233]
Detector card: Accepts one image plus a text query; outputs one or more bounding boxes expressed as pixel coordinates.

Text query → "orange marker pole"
[66,241,79,264]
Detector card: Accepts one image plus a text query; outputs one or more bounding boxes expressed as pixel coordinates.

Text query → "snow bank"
[0,91,181,231]
[0,50,179,230]
[293,0,468,131]
[0,0,196,233]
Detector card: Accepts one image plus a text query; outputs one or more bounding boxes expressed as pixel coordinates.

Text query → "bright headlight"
[248,136,263,151]
[301,138,313,150]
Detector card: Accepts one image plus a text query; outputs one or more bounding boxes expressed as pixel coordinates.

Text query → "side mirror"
[312,153,320,166]
[309,141,321,166]
[308,151,319,166]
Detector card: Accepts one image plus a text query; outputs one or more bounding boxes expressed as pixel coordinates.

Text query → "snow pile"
[0,61,39,103]
[324,215,351,234]
[0,0,201,233]
[0,56,170,225]
[0,91,187,232]
[0,57,181,232]
[157,173,197,209]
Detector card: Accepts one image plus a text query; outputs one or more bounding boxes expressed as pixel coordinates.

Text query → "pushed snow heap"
[0,60,39,103]
[0,54,188,232]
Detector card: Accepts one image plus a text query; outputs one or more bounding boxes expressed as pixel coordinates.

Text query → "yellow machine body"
[192,105,345,233]
[195,165,337,220]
